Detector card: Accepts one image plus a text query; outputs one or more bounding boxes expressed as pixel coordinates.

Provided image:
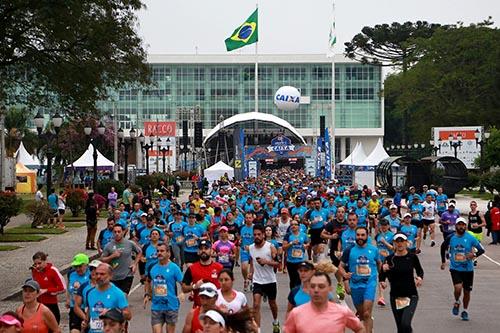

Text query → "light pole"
[429,138,442,156]
[159,138,171,174]
[34,111,63,196]
[84,121,106,191]
[139,133,154,175]
[448,133,463,159]
[475,128,490,192]
[117,126,136,183]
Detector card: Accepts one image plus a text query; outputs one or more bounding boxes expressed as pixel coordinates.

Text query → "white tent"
[16,142,39,169]
[204,161,234,183]
[338,142,368,166]
[66,144,114,170]
[360,138,390,166]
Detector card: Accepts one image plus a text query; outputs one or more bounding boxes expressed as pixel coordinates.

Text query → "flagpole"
[254,3,259,113]
[329,1,336,180]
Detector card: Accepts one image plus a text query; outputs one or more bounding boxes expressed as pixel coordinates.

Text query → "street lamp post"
[429,138,442,156]
[159,138,171,174]
[117,127,136,183]
[475,129,490,192]
[84,121,106,191]
[34,111,63,196]
[139,133,154,175]
[448,133,463,159]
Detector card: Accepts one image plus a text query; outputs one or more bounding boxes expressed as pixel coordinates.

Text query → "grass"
[458,189,494,201]
[64,223,85,228]
[0,245,21,251]
[6,224,67,235]
[0,234,47,242]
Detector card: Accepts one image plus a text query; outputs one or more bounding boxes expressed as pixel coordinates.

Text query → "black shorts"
[411,219,423,229]
[50,209,59,218]
[450,270,474,291]
[112,276,134,295]
[423,219,435,226]
[58,209,65,215]
[309,228,325,246]
[253,282,277,300]
[184,251,199,264]
[138,260,146,276]
[69,308,83,330]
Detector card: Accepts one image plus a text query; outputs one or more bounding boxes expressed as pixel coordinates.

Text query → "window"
[210,67,239,81]
[312,66,332,80]
[258,67,272,80]
[345,88,374,100]
[312,88,331,100]
[195,88,205,101]
[151,67,171,81]
[210,88,238,99]
[345,66,374,80]
[278,67,306,80]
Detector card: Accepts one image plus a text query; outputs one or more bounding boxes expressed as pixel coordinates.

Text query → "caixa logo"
[274,94,299,103]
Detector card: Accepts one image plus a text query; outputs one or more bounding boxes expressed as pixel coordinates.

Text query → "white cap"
[198,282,217,298]
[456,217,467,225]
[199,310,225,327]
[394,233,408,241]
[89,260,102,268]
[141,213,148,217]
[389,204,397,210]
[403,213,412,218]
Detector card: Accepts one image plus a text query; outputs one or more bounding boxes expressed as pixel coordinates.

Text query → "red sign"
[438,129,476,141]
[144,121,176,136]
[149,150,173,157]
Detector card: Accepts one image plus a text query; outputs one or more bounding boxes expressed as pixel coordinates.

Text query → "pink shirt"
[285,302,362,333]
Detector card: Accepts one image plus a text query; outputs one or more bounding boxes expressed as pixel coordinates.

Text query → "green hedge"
[0,192,23,234]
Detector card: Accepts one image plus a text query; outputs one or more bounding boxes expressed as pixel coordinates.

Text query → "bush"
[135,174,167,191]
[466,172,481,190]
[66,188,87,217]
[0,192,22,234]
[95,179,125,197]
[481,170,500,194]
[25,200,52,228]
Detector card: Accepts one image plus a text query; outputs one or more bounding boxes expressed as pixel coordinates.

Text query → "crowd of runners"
[1,168,499,333]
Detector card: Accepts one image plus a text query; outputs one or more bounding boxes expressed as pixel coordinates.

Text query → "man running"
[239,212,255,292]
[440,217,485,321]
[249,224,281,333]
[422,193,438,247]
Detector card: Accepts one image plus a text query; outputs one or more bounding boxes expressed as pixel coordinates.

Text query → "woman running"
[216,269,248,314]
[212,227,236,271]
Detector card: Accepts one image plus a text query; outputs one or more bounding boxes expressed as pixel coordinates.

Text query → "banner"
[240,128,247,178]
[324,128,332,179]
[316,137,323,177]
[143,121,177,172]
[433,126,482,169]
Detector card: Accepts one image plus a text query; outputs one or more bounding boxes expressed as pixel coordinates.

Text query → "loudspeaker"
[194,122,203,148]
[182,120,188,147]
[320,115,325,138]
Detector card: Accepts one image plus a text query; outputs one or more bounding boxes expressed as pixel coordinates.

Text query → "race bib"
[454,252,466,262]
[379,249,389,258]
[291,249,303,258]
[186,238,197,247]
[448,224,455,231]
[219,254,230,263]
[395,297,411,310]
[154,284,168,297]
[356,264,371,277]
[176,236,184,244]
[90,318,104,330]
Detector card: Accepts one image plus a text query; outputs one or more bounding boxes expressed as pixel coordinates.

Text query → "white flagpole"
[328,1,336,179]
[254,3,259,113]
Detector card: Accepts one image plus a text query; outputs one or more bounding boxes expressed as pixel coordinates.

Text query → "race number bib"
[219,254,230,263]
[90,318,104,330]
[291,249,303,259]
[454,252,466,262]
[154,284,168,296]
[379,249,389,258]
[186,238,197,247]
[176,236,184,244]
[356,264,371,277]
[448,224,455,231]
[395,297,411,310]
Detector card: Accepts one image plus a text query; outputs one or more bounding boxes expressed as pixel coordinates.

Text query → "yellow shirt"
[367,199,380,214]
[192,198,205,213]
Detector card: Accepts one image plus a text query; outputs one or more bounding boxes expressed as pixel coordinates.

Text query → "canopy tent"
[204,161,234,184]
[338,142,368,166]
[360,138,390,166]
[15,142,39,169]
[16,162,37,193]
[66,144,114,170]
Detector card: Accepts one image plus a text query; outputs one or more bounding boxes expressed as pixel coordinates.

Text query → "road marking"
[483,254,500,267]
[129,283,142,295]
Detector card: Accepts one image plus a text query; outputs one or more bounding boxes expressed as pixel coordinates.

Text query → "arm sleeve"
[412,254,424,279]
[48,267,66,293]
[474,240,485,257]
[176,265,184,283]
[117,290,129,309]
[378,256,389,282]
[182,267,193,285]
[440,234,452,263]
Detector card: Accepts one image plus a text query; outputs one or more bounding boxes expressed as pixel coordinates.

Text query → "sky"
[136,0,500,55]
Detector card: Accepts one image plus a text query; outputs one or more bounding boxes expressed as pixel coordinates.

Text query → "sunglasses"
[199,287,216,293]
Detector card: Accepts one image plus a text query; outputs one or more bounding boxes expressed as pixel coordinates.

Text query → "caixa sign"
[274,86,300,111]
[267,135,295,154]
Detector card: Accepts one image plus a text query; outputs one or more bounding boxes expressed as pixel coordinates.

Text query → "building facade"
[96,54,383,162]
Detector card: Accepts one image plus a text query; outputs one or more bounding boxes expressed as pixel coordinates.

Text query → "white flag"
[327,2,336,58]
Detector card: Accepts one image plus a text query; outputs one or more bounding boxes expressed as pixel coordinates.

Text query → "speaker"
[320,115,325,138]
[182,120,188,147]
[194,122,203,148]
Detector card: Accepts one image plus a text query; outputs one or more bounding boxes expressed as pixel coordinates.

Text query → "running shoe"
[272,322,281,333]
[461,311,469,321]
[243,280,249,292]
[430,240,436,247]
[263,294,268,303]
[336,283,345,300]
[473,260,477,267]
[423,233,427,240]
[377,297,386,306]
[452,302,460,316]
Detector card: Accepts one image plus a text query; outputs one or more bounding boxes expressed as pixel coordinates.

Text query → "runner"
[142,229,162,281]
[440,217,485,321]
[168,210,188,268]
[182,282,218,333]
[307,197,328,263]
[282,220,310,289]
[379,233,424,333]
[239,212,255,292]
[436,186,448,216]
[97,217,115,255]
[421,194,438,247]
[99,308,126,333]
[248,224,281,332]
[0,311,23,332]
[408,196,424,253]
[284,272,365,333]
[439,202,460,241]
[66,254,90,333]
[212,226,236,271]
[384,204,401,234]
[182,213,207,267]
[47,189,59,228]
[375,219,394,307]
[340,226,381,333]
[144,243,184,333]
[216,269,248,314]
[400,213,419,254]
[74,260,101,329]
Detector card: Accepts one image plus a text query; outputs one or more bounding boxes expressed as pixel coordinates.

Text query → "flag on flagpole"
[225,9,258,52]
[327,2,336,57]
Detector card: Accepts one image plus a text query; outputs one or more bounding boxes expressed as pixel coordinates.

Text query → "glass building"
[96,54,383,161]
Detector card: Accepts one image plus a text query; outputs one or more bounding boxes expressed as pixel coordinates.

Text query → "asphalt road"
[127,236,500,333]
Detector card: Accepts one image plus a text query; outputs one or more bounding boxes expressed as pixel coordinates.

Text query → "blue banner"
[316,136,323,177]
[240,128,247,178]
[324,128,332,179]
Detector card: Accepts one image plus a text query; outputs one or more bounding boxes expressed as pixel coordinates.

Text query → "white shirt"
[216,289,247,314]
[35,190,44,202]
[422,201,437,220]
[249,241,277,284]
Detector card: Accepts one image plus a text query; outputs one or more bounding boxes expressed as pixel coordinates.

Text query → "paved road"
[126,236,500,332]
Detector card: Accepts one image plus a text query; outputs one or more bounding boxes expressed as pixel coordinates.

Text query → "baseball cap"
[379,219,389,226]
[71,253,90,267]
[394,233,408,241]
[456,217,467,225]
[89,260,102,268]
[403,213,412,218]
[0,313,22,328]
[141,213,148,217]
[389,204,397,210]
[448,202,456,207]
[99,308,125,323]
[200,204,207,208]
[219,226,228,232]
[22,279,40,292]
[371,193,378,197]
[199,310,225,327]
[297,262,314,270]
[198,239,212,248]
[198,282,217,298]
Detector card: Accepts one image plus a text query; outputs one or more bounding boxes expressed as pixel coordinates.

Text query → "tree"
[4,107,38,156]
[482,128,500,169]
[384,21,500,143]
[0,192,22,234]
[345,21,443,143]
[0,1,150,115]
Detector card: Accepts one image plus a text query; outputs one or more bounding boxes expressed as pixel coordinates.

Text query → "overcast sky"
[136,0,499,55]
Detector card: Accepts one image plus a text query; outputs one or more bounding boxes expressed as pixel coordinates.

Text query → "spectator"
[85,198,98,250]
[108,186,118,209]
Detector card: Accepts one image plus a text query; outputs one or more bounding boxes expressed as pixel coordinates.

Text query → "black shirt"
[379,253,424,297]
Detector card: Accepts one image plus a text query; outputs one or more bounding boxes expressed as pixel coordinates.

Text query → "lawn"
[6,224,67,235]
[458,189,494,201]
[0,234,47,242]
[64,223,85,228]
[0,245,21,251]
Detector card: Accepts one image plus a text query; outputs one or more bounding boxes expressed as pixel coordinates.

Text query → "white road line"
[129,283,142,295]
[483,254,500,267]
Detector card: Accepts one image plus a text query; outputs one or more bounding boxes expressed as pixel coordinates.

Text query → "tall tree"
[345,21,442,143]
[4,107,37,156]
[0,0,150,115]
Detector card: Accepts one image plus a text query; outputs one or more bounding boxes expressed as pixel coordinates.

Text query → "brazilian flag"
[225,9,258,51]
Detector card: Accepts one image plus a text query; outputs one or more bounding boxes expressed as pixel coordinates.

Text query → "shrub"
[135,174,166,191]
[481,170,500,194]
[466,172,481,190]
[95,179,125,197]
[25,200,52,228]
[66,188,87,217]
[0,192,22,234]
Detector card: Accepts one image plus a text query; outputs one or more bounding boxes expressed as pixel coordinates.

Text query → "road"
[127,236,500,332]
